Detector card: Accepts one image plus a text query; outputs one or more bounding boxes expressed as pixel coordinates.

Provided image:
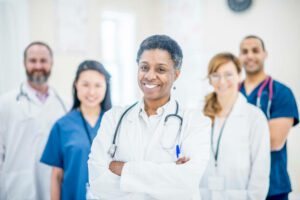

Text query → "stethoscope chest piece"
[108,144,117,158]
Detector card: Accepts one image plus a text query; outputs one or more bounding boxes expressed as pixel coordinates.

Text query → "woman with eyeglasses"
[199,53,270,200]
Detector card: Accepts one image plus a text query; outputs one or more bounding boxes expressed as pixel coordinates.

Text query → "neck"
[217,92,238,117]
[80,104,101,117]
[144,96,170,116]
[245,70,267,86]
[27,81,48,94]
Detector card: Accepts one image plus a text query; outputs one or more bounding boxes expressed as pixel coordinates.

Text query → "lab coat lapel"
[125,101,145,161]
[143,99,178,159]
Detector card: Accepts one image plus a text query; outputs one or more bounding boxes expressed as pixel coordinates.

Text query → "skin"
[209,61,241,118]
[51,70,107,199]
[240,38,294,151]
[24,45,53,94]
[75,70,107,126]
[109,49,188,176]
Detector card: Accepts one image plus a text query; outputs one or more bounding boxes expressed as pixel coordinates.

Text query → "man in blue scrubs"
[239,35,299,200]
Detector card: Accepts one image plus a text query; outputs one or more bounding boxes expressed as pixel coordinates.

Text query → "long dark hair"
[71,60,112,112]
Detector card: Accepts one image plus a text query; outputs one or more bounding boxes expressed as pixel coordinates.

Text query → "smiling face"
[138,49,180,105]
[209,61,240,98]
[239,38,267,75]
[25,44,53,85]
[75,70,107,110]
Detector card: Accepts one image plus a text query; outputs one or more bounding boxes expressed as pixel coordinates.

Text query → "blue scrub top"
[240,79,299,196]
[41,109,104,200]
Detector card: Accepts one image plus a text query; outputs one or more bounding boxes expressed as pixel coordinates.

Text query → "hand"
[109,161,125,176]
[175,157,190,165]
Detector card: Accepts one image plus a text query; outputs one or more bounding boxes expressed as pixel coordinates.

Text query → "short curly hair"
[136,35,183,70]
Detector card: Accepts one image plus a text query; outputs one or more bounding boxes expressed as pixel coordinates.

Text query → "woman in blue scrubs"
[41,60,112,200]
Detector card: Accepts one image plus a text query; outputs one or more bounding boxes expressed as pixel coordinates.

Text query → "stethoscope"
[16,83,68,113]
[240,76,273,119]
[107,100,183,159]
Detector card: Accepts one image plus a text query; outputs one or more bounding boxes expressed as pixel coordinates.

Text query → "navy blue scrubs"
[240,78,299,199]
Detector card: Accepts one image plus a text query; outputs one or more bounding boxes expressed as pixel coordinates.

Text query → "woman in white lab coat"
[88,35,211,200]
[199,53,270,200]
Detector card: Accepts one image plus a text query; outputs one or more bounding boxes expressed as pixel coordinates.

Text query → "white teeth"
[145,84,157,89]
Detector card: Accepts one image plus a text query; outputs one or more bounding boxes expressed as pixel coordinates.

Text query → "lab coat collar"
[126,97,178,122]
[229,93,248,117]
[22,81,55,105]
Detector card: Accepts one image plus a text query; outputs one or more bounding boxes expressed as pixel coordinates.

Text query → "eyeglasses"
[209,73,235,83]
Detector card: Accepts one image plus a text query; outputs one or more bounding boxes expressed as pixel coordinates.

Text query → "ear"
[263,50,268,60]
[174,69,180,81]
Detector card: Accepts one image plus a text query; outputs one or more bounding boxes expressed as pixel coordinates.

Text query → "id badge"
[208,176,224,191]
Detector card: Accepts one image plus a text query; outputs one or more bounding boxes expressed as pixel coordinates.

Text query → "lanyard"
[211,104,234,167]
[211,117,229,167]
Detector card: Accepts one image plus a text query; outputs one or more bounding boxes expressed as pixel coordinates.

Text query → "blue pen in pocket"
[176,144,181,159]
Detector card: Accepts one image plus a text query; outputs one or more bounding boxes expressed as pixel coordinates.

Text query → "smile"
[144,83,159,89]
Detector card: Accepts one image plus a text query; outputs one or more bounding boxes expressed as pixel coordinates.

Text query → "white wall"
[0,0,29,94]
[163,0,300,194]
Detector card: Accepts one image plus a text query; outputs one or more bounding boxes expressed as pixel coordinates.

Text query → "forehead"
[215,61,237,73]
[26,45,51,58]
[240,38,264,50]
[78,70,105,81]
[139,49,172,64]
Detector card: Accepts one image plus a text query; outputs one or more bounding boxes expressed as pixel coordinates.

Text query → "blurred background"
[0,0,299,198]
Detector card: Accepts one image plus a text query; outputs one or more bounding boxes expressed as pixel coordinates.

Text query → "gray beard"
[27,73,50,85]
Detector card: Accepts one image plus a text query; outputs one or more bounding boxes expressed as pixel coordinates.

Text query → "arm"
[269,86,299,151]
[247,110,270,200]
[119,111,211,199]
[269,118,293,151]
[51,167,63,200]
[88,109,130,199]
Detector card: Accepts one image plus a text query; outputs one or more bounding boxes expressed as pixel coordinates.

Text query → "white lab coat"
[0,82,67,200]
[88,98,211,200]
[199,93,270,200]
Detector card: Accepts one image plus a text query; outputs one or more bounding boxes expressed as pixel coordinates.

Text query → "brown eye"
[139,65,148,71]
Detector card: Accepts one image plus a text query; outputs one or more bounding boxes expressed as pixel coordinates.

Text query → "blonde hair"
[203,52,241,122]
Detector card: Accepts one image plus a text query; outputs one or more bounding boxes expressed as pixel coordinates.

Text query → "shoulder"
[0,89,18,103]
[272,79,294,97]
[55,109,81,127]
[0,89,19,114]
[237,94,267,122]
[247,102,267,121]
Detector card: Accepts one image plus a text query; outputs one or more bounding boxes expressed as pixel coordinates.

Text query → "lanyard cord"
[211,105,234,167]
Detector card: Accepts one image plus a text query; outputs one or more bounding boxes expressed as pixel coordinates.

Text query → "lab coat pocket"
[4,170,36,199]
[158,120,181,161]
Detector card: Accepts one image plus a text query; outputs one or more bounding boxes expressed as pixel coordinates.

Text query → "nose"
[144,69,156,81]
[34,61,43,69]
[88,87,96,95]
[246,51,255,59]
[219,75,226,84]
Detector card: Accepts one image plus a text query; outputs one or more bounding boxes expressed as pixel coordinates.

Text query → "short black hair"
[72,60,112,112]
[242,35,266,51]
[24,41,53,61]
[136,35,183,70]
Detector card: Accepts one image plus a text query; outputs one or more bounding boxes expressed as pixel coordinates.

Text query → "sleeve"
[40,123,64,168]
[88,109,130,199]
[119,111,211,199]
[0,96,7,171]
[270,86,299,126]
[247,109,270,200]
